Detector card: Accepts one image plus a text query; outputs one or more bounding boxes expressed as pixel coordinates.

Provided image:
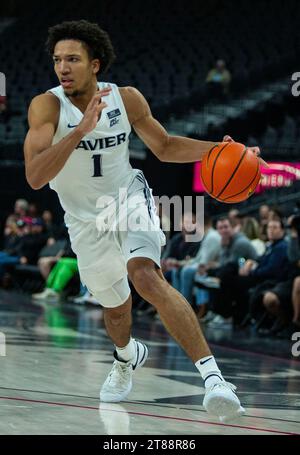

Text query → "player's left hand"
[223,135,269,168]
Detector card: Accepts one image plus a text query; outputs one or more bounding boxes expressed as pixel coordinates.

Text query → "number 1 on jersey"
[92,154,103,177]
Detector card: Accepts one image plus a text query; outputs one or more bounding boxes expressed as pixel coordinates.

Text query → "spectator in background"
[212,219,288,326]
[259,204,270,223]
[242,217,266,256]
[206,59,231,99]
[268,207,283,222]
[0,217,48,282]
[7,199,29,223]
[171,214,221,305]
[16,217,48,265]
[228,209,243,234]
[209,216,257,270]
[196,216,258,325]
[258,213,300,337]
[3,200,29,253]
[3,218,20,252]
[0,219,28,282]
[42,209,60,238]
[32,239,78,302]
[161,212,201,279]
[28,202,39,218]
[36,216,69,280]
[258,204,270,241]
[239,220,287,281]
[258,206,282,242]
[36,238,66,280]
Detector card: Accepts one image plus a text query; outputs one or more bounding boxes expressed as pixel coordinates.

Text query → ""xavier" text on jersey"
[76,132,127,151]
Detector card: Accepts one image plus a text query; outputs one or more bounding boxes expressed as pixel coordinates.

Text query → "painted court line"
[0,387,299,424]
[0,396,298,435]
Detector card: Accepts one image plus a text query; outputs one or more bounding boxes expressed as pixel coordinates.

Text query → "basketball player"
[24,20,260,422]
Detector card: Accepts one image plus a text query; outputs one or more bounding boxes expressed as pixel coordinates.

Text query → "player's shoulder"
[119,86,144,102]
[28,92,60,126]
[119,86,150,123]
[29,92,60,112]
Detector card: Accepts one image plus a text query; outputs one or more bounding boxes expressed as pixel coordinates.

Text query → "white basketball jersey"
[48,82,139,221]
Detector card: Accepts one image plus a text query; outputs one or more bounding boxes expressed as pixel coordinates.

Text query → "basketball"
[200,142,261,203]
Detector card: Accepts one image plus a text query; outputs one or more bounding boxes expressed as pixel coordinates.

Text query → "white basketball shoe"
[100,340,148,403]
[203,381,245,422]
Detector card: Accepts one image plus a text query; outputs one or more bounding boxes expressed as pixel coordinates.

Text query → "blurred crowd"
[1,198,300,340]
[0,198,85,301]
[158,204,300,339]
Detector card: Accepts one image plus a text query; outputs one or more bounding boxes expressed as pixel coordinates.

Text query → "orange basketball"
[200,142,261,203]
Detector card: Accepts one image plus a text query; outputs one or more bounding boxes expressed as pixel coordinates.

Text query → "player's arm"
[121,87,218,163]
[121,87,262,163]
[24,93,83,189]
[24,89,110,189]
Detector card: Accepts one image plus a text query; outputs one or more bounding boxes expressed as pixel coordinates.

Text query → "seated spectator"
[195,216,258,324]
[161,212,201,279]
[258,205,282,243]
[35,220,69,282]
[256,213,300,337]
[5,199,29,225]
[242,217,266,256]
[206,59,231,99]
[3,218,20,252]
[37,237,67,280]
[32,240,78,302]
[268,207,283,222]
[198,216,258,275]
[211,219,289,326]
[0,217,48,283]
[228,209,243,234]
[42,210,59,238]
[258,204,270,241]
[171,214,221,306]
[28,202,39,218]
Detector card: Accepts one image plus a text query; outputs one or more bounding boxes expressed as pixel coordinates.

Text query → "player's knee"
[129,266,161,299]
[263,292,279,309]
[93,278,131,309]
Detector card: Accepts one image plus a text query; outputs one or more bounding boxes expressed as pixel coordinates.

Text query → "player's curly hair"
[46,20,116,73]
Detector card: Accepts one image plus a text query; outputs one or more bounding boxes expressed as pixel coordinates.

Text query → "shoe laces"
[106,361,132,389]
[208,381,237,393]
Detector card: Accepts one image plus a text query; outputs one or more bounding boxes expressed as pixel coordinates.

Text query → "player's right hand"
[223,134,269,167]
[77,86,111,135]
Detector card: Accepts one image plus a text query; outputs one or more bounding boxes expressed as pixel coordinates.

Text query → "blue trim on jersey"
[135,173,154,222]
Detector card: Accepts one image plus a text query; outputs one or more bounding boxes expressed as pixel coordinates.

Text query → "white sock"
[115,338,136,362]
[195,356,225,388]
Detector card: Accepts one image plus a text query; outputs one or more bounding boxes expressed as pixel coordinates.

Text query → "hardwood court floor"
[0,290,299,435]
